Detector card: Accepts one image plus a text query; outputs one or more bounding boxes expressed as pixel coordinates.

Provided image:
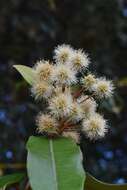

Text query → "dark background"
[0,0,127,184]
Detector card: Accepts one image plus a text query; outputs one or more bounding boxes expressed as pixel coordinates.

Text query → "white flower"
[93,78,114,98]
[81,74,96,90]
[36,114,58,134]
[31,81,52,100]
[34,60,53,81]
[49,92,73,118]
[51,64,76,85]
[70,49,89,71]
[27,44,114,141]
[54,44,73,64]
[78,96,97,117]
[69,102,83,122]
[82,113,107,140]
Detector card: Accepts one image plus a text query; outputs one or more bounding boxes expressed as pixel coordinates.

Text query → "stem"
[79,92,96,104]
[79,95,91,103]
[59,119,78,134]
[25,181,31,190]
[59,123,71,134]
[62,84,66,92]
[73,87,84,99]
[0,163,25,169]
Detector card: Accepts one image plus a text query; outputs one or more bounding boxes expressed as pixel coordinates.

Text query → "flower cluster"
[31,44,114,142]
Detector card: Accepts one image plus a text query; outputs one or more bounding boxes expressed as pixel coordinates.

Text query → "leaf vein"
[49,140,58,190]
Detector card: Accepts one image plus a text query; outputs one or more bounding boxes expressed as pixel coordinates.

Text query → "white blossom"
[36,114,58,134]
[78,96,97,117]
[54,44,73,64]
[82,113,107,140]
[81,74,96,90]
[31,81,52,100]
[93,78,114,98]
[51,64,76,85]
[69,102,83,122]
[70,49,89,71]
[34,60,53,81]
[49,92,73,118]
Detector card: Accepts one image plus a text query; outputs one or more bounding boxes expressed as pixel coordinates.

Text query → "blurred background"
[0,0,127,184]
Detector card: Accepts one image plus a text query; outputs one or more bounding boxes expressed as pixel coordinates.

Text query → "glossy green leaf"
[27,136,85,190]
[85,173,127,190]
[13,65,35,85]
[0,173,25,189]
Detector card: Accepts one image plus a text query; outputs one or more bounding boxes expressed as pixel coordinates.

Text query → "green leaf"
[118,77,127,87]
[85,173,127,190]
[27,136,85,190]
[13,65,35,85]
[0,173,25,189]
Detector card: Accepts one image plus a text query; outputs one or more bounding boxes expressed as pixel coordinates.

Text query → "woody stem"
[73,87,84,99]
